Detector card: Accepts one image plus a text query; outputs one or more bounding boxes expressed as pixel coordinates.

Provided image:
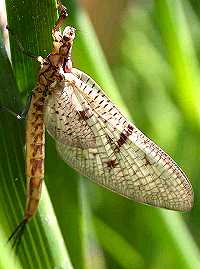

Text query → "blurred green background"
[0,0,200,268]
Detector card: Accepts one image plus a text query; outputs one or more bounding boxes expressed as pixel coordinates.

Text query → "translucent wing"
[44,68,193,211]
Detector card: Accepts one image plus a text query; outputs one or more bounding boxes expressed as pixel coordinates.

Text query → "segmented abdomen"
[25,90,45,220]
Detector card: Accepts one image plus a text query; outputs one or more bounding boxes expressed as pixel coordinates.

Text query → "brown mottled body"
[24,57,67,221]
[25,89,46,220]
[8,1,73,243]
[24,0,70,221]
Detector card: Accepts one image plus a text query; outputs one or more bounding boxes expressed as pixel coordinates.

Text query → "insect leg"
[6,26,41,61]
[0,92,32,120]
[52,0,68,33]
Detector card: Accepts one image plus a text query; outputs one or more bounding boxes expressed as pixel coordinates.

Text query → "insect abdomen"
[25,91,45,220]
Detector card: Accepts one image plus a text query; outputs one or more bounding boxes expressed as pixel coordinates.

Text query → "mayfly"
[6,1,193,246]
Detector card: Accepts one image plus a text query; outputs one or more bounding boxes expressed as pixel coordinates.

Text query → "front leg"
[0,92,33,120]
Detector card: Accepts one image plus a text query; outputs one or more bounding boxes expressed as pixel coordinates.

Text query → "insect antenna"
[8,218,28,250]
[6,25,40,61]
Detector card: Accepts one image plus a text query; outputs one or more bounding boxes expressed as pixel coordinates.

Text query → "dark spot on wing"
[78,110,89,121]
[116,124,134,148]
[144,155,152,166]
[106,159,117,168]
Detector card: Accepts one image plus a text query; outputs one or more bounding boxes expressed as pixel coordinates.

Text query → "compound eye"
[63,26,76,41]
[63,35,69,41]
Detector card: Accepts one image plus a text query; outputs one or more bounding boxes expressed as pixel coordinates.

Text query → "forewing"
[44,69,193,211]
[44,80,96,149]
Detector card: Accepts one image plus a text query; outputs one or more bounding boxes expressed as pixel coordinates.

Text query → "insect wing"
[44,69,193,211]
[44,79,96,149]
